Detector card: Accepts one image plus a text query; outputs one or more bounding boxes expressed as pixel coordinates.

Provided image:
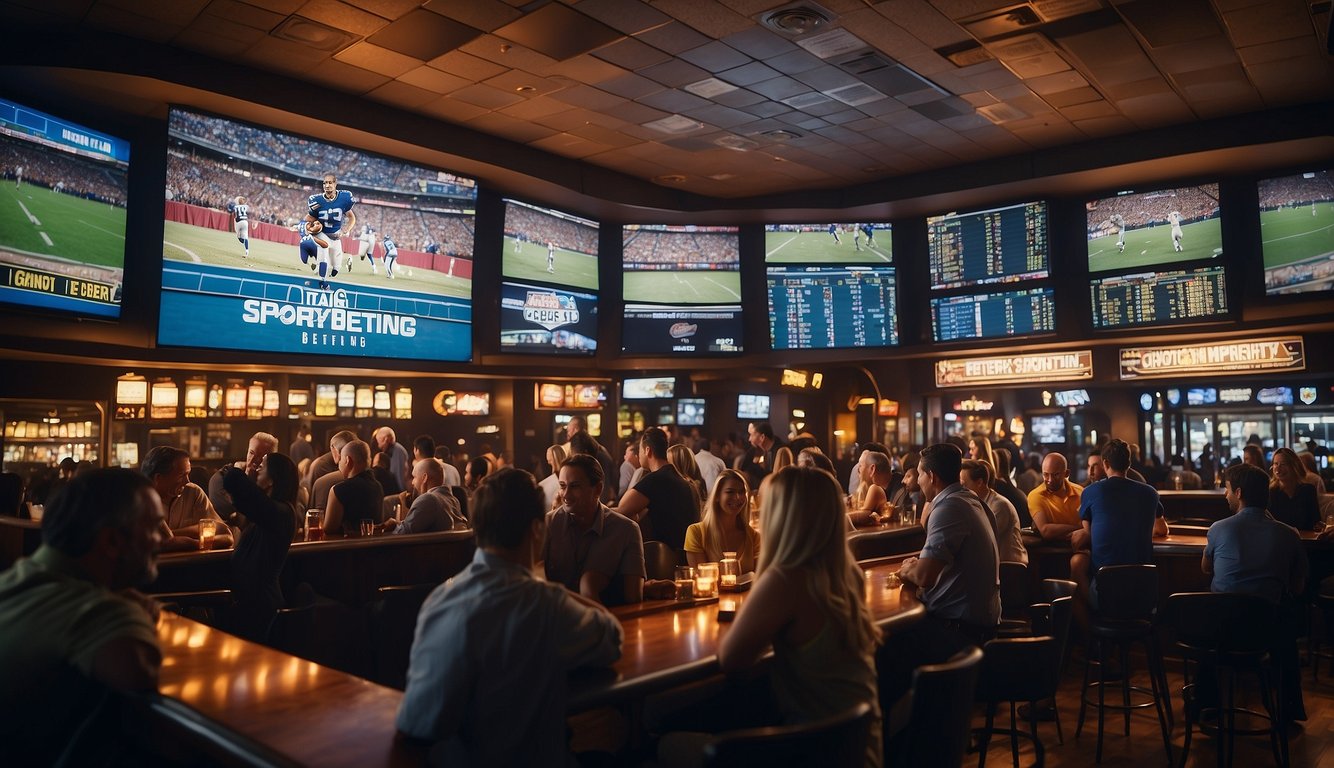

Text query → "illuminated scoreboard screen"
[927,201,1049,290]
[767,265,898,349]
[1090,266,1228,329]
[931,287,1056,342]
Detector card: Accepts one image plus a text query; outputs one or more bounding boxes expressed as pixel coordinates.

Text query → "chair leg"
[1221,668,1233,768]
[1054,703,1064,746]
[1180,659,1195,768]
[1076,639,1093,739]
[1096,637,1108,764]
[1146,640,1173,765]
[1028,699,1046,768]
[979,702,996,768]
[1150,637,1174,731]
[1120,641,1132,737]
[1008,701,1020,768]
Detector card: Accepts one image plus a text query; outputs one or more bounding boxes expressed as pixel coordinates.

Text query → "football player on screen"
[227,196,251,260]
[1111,213,1126,253]
[383,234,398,279]
[358,223,377,274]
[306,173,356,289]
[1168,211,1183,252]
[298,220,330,287]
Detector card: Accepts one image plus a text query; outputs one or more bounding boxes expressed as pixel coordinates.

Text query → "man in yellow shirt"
[1028,452,1083,541]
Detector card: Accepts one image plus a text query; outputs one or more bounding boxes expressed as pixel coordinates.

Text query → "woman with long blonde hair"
[539,443,567,511]
[1269,446,1319,530]
[667,443,706,510]
[719,466,882,767]
[771,445,794,474]
[684,469,759,573]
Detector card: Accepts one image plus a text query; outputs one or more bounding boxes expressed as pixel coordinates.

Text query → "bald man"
[1027,453,1083,542]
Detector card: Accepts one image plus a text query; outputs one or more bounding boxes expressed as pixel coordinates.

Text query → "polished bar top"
[156,613,426,767]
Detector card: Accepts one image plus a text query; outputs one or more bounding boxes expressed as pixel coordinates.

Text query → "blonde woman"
[539,443,567,511]
[719,466,882,768]
[667,443,706,510]
[684,469,759,574]
[1269,446,1319,530]
[771,446,794,474]
[969,435,997,473]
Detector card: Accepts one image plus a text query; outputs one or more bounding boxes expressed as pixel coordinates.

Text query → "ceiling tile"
[593,37,673,70]
[423,0,522,32]
[234,0,303,12]
[298,0,390,36]
[529,132,612,159]
[1059,99,1120,121]
[598,72,665,100]
[635,21,711,55]
[749,76,810,100]
[710,87,768,108]
[637,89,712,113]
[104,0,207,26]
[1026,69,1090,95]
[467,112,559,143]
[84,3,181,41]
[367,79,441,109]
[1248,56,1334,105]
[299,57,392,93]
[575,0,673,36]
[498,95,575,120]
[683,103,755,128]
[639,59,712,87]
[608,102,673,124]
[450,82,527,109]
[1237,37,1320,67]
[550,85,626,111]
[398,65,472,94]
[762,47,826,75]
[428,49,508,80]
[737,101,791,118]
[715,60,783,87]
[650,0,754,38]
[1043,86,1101,108]
[334,41,422,77]
[721,26,799,59]
[416,95,490,123]
[493,4,624,61]
[1225,2,1313,49]
[679,40,752,72]
[460,34,558,71]
[366,9,482,60]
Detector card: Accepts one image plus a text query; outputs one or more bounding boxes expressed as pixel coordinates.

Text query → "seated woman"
[716,466,882,767]
[667,443,707,510]
[1270,447,1319,530]
[222,452,298,642]
[539,443,567,511]
[684,469,759,574]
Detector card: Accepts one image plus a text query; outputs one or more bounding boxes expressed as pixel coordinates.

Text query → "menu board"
[1090,266,1228,329]
[927,201,1048,290]
[767,265,898,350]
[931,287,1056,342]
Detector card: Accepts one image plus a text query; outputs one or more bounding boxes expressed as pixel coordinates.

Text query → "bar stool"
[1312,593,1334,681]
[1075,564,1173,764]
[1167,592,1287,768]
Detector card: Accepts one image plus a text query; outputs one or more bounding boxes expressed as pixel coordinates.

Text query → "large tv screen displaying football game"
[764,223,892,264]
[1258,169,1334,295]
[500,199,598,354]
[1085,183,1222,274]
[621,224,742,355]
[159,108,476,361]
[0,97,129,318]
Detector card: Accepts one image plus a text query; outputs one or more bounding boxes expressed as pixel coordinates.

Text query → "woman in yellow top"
[684,469,759,574]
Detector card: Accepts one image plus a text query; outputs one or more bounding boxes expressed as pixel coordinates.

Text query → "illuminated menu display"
[927,201,1049,290]
[931,287,1055,342]
[767,266,898,350]
[1091,266,1228,329]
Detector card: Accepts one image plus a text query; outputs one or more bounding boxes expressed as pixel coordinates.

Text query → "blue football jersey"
[232,203,249,222]
[382,237,397,255]
[308,190,356,236]
[300,233,320,259]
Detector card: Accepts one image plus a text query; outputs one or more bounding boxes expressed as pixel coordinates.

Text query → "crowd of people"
[622,228,738,268]
[1258,171,1334,210]
[1,136,128,205]
[1085,184,1220,234]
[505,203,598,256]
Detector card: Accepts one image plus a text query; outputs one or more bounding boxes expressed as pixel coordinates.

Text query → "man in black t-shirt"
[616,427,698,553]
[325,440,383,537]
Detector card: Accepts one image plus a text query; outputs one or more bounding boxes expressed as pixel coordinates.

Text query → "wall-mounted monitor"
[1030,414,1066,444]
[1089,266,1228,330]
[1258,169,1334,295]
[1053,389,1090,407]
[767,264,898,350]
[927,201,1048,290]
[1186,387,1217,406]
[502,199,598,290]
[764,223,892,264]
[623,377,675,399]
[1085,183,1222,273]
[621,224,742,354]
[159,108,476,361]
[737,394,770,420]
[0,97,130,318]
[930,287,1056,343]
[500,281,597,354]
[677,397,706,426]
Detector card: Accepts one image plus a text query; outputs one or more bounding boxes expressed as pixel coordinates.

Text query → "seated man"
[141,445,233,552]
[1028,452,1083,542]
[383,458,463,535]
[960,459,1026,565]
[324,440,383,537]
[207,431,278,523]
[397,468,622,764]
[543,454,647,605]
[0,469,165,765]
[310,430,358,510]
[617,427,700,552]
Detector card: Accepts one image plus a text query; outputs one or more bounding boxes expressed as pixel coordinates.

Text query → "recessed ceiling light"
[515,85,536,93]
[762,129,802,141]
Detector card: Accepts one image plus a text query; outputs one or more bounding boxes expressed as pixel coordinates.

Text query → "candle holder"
[719,551,740,591]
[695,563,719,598]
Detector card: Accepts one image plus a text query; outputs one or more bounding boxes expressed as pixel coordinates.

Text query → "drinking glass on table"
[305,509,325,541]
[198,518,217,551]
[674,566,696,600]
[359,518,375,537]
[695,563,719,598]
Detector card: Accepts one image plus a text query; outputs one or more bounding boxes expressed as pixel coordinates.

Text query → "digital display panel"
[1089,266,1228,330]
[501,198,598,352]
[677,398,706,426]
[764,223,892,263]
[159,108,475,360]
[1186,387,1217,406]
[622,224,742,354]
[930,287,1056,342]
[0,97,129,318]
[1030,414,1066,444]
[623,377,676,400]
[1258,169,1334,295]
[1085,183,1221,273]
[1053,389,1090,407]
[766,265,898,350]
[737,394,770,420]
[927,201,1048,290]
[500,281,597,354]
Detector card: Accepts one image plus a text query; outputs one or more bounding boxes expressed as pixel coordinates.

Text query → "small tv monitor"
[623,377,675,400]
[0,97,130,318]
[500,281,597,354]
[1256,386,1293,406]
[677,398,706,426]
[502,198,598,291]
[159,108,476,361]
[927,200,1048,290]
[1085,183,1222,273]
[1053,389,1090,407]
[766,265,898,350]
[764,223,892,264]
[622,224,742,354]
[1089,266,1228,330]
[1030,414,1066,444]
[1186,387,1217,406]
[737,394,770,420]
[1257,169,1334,295]
[930,287,1056,342]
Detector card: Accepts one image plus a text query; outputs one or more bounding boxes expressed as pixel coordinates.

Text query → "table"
[0,515,41,569]
[154,612,427,767]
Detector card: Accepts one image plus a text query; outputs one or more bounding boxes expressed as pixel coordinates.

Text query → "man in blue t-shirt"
[1070,439,1168,620]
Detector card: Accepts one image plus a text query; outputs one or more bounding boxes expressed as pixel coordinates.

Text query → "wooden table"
[155,612,427,767]
[570,558,923,711]
[0,515,41,569]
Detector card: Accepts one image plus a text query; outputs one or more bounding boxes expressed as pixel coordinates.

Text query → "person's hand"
[1070,528,1091,551]
[396,490,411,515]
[643,579,676,600]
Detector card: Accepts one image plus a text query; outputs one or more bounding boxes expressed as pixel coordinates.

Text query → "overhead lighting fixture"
[684,78,738,99]
[642,114,705,135]
[762,129,802,141]
[271,15,357,52]
[760,2,835,36]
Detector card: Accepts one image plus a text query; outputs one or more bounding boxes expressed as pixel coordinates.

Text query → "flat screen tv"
[1089,266,1228,330]
[1257,169,1334,295]
[677,397,706,426]
[1085,183,1222,273]
[767,264,898,350]
[764,223,892,264]
[0,97,130,318]
[1030,414,1066,444]
[737,394,770,420]
[927,200,1048,290]
[621,224,742,354]
[500,199,598,353]
[623,377,675,400]
[930,287,1056,342]
[159,107,476,361]
[499,281,597,354]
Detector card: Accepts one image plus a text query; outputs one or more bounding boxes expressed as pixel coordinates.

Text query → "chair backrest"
[1167,591,1278,654]
[848,526,927,561]
[643,540,679,581]
[266,582,317,658]
[372,583,438,689]
[1094,564,1158,621]
[893,646,983,767]
[999,561,1030,616]
[1041,578,1077,602]
[702,701,873,768]
[976,636,1059,704]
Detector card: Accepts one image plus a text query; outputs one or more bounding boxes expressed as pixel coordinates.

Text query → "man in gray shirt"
[383,458,463,535]
[544,454,646,606]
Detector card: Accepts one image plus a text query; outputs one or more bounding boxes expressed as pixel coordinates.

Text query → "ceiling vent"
[833,50,950,99]
[760,2,836,37]
[642,114,705,135]
[761,129,802,141]
[824,82,886,106]
[715,135,760,151]
[781,91,832,109]
[271,16,358,52]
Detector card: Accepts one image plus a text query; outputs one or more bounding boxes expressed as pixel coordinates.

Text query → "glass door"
[1217,412,1276,465]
